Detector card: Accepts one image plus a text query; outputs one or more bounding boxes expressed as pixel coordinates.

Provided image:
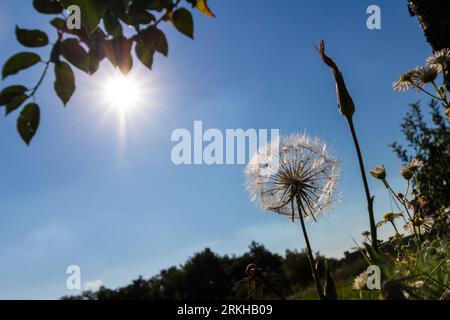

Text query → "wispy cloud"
[84,279,104,291]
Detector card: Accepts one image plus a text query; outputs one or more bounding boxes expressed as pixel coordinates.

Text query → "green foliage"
[15,26,49,47]
[0,85,28,108]
[171,8,194,39]
[54,62,75,106]
[391,100,450,208]
[60,0,108,35]
[368,159,449,300]
[2,52,41,80]
[1,0,215,145]
[32,0,63,15]
[17,103,40,145]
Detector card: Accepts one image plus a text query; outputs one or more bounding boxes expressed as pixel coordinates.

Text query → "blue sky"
[0,1,433,299]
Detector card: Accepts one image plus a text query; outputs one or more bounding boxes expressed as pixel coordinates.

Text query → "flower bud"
[370,164,386,180]
[361,231,371,237]
[400,167,413,180]
[316,40,355,119]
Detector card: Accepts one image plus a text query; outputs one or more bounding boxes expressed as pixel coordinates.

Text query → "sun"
[102,74,142,110]
[90,69,164,150]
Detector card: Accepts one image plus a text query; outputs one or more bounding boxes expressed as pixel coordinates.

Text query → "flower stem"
[295,196,325,300]
[390,221,400,236]
[383,179,423,261]
[347,118,378,251]
[414,84,442,101]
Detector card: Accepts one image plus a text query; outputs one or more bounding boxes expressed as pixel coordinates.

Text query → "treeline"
[62,242,365,300]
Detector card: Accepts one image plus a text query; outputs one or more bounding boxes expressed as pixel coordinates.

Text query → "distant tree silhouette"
[61,242,359,300]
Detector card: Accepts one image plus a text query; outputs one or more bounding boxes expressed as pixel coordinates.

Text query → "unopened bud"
[315,40,355,119]
[370,164,386,180]
[400,167,414,180]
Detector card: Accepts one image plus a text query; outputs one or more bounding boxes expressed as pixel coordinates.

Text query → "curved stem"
[27,31,63,102]
[405,179,410,198]
[431,81,449,107]
[414,84,442,101]
[384,179,414,221]
[347,118,378,251]
[28,60,51,100]
[383,179,423,261]
[295,196,325,300]
[390,221,400,236]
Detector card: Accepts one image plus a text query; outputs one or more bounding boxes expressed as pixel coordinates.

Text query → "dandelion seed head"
[245,133,340,221]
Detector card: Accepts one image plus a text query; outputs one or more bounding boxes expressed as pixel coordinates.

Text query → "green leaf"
[61,39,89,73]
[139,27,168,57]
[60,0,108,35]
[50,40,62,63]
[0,85,27,106]
[159,0,175,9]
[323,261,338,300]
[172,8,194,39]
[2,52,41,80]
[104,37,133,75]
[33,0,63,14]
[135,40,154,70]
[15,26,49,48]
[17,103,40,145]
[54,61,75,106]
[108,0,129,18]
[126,1,156,26]
[145,0,165,12]
[6,94,28,116]
[87,50,100,75]
[103,12,123,38]
[50,17,66,30]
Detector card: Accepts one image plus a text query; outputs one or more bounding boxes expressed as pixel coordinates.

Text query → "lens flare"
[102,75,141,109]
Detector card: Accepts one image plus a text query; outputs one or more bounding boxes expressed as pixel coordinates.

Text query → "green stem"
[431,81,449,107]
[390,221,400,236]
[414,84,443,101]
[383,182,423,262]
[383,179,423,256]
[347,118,378,251]
[295,196,325,300]
[405,179,410,198]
